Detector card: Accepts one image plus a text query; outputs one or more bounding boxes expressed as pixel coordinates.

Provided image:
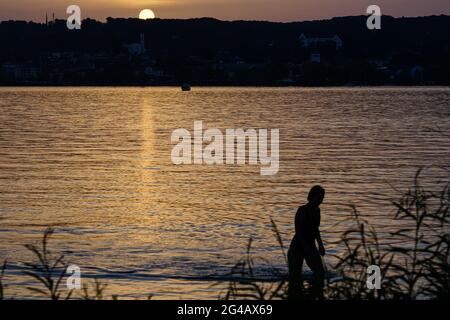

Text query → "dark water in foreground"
[0,87,449,299]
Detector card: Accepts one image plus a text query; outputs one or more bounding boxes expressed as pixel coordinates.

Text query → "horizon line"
[1,13,449,25]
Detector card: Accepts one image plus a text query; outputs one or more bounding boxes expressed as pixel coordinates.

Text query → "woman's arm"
[316,230,325,256]
[316,208,325,256]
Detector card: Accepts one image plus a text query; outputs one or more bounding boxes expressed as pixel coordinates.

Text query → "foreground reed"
[0,260,6,300]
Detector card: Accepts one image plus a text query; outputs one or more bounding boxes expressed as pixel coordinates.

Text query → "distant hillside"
[1,15,449,85]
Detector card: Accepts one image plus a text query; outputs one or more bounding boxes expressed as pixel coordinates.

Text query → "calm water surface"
[0,87,449,299]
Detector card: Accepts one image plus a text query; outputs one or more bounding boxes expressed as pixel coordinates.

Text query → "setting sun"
[139,9,156,20]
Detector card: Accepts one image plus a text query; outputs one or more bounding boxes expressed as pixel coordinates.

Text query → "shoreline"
[1,85,450,88]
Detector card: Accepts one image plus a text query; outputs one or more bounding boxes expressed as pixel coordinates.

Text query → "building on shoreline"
[299,33,343,50]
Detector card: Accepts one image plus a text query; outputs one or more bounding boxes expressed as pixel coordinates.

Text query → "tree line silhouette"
[0,15,449,85]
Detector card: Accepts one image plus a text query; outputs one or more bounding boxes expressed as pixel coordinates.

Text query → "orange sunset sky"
[0,0,450,22]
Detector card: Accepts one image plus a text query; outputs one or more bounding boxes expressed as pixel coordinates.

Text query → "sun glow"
[139,9,155,20]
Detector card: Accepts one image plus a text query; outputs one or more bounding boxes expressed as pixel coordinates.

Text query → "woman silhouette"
[288,185,326,299]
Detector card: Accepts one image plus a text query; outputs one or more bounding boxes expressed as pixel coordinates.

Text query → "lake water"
[0,87,449,299]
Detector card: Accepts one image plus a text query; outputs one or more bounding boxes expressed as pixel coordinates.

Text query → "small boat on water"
[181,83,191,91]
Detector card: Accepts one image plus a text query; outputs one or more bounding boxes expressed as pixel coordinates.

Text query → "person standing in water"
[288,185,326,299]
